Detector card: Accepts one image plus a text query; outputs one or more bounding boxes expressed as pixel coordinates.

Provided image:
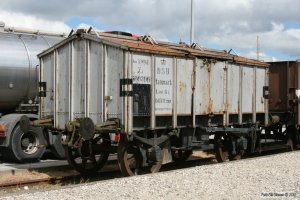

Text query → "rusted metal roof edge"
[159,42,269,66]
[189,52,232,60]
[127,47,186,57]
[102,37,187,57]
[37,31,269,69]
[233,56,269,67]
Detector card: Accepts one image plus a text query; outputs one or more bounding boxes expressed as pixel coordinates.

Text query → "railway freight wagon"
[268,61,300,150]
[0,22,65,162]
[33,29,271,175]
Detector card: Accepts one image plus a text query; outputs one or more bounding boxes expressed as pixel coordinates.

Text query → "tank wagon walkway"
[2,151,299,200]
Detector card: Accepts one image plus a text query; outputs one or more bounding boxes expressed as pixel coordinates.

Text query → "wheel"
[3,125,46,163]
[118,142,142,176]
[49,133,66,159]
[214,134,242,162]
[117,141,162,176]
[171,149,193,162]
[214,135,231,162]
[65,139,109,175]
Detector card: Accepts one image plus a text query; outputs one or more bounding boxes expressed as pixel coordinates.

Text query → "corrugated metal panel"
[233,56,268,67]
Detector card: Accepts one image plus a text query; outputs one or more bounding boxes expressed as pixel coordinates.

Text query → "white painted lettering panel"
[155,57,173,115]
[132,54,151,84]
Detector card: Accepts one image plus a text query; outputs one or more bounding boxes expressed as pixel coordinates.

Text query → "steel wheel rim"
[65,140,108,174]
[122,146,140,176]
[216,144,230,162]
[215,135,230,162]
[20,131,38,154]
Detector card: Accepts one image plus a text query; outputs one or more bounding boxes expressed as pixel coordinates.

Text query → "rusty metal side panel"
[241,66,254,113]
[256,67,266,113]
[55,43,71,129]
[269,62,288,112]
[40,37,122,130]
[155,56,173,115]
[70,40,86,124]
[268,61,300,112]
[105,46,124,119]
[88,41,104,124]
[195,60,226,115]
[269,61,300,125]
[227,63,240,114]
[66,39,105,127]
[40,53,55,119]
[176,58,193,115]
[195,59,209,115]
[210,61,226,114]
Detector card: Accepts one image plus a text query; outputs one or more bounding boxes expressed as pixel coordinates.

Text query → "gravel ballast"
[1,151,299,200]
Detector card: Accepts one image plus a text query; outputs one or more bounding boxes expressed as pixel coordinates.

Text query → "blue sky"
[1,0,299,61]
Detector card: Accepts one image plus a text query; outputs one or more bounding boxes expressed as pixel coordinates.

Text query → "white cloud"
[0,0,300,61]
[243,50,278,62]
[76,23,95,30]
[0,10,70,34]
[201,22,300,60]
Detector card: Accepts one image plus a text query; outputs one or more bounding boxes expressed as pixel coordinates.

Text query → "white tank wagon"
[33,29,269,175]
[0,22,66,162]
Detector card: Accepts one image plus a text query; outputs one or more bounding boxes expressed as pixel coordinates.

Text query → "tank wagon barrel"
[30,28,298,175]
[0,22,66,163]
[0,22,65,113]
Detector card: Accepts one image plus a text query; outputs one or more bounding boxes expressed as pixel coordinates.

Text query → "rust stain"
[179,81,187,93]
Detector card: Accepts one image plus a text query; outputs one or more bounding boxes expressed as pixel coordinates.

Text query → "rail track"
[0,148,295,196]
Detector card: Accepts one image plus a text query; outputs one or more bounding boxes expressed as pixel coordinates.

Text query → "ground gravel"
[1,151,299,200]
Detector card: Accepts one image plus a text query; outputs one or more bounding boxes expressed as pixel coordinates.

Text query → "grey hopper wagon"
[37,29,270,175]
